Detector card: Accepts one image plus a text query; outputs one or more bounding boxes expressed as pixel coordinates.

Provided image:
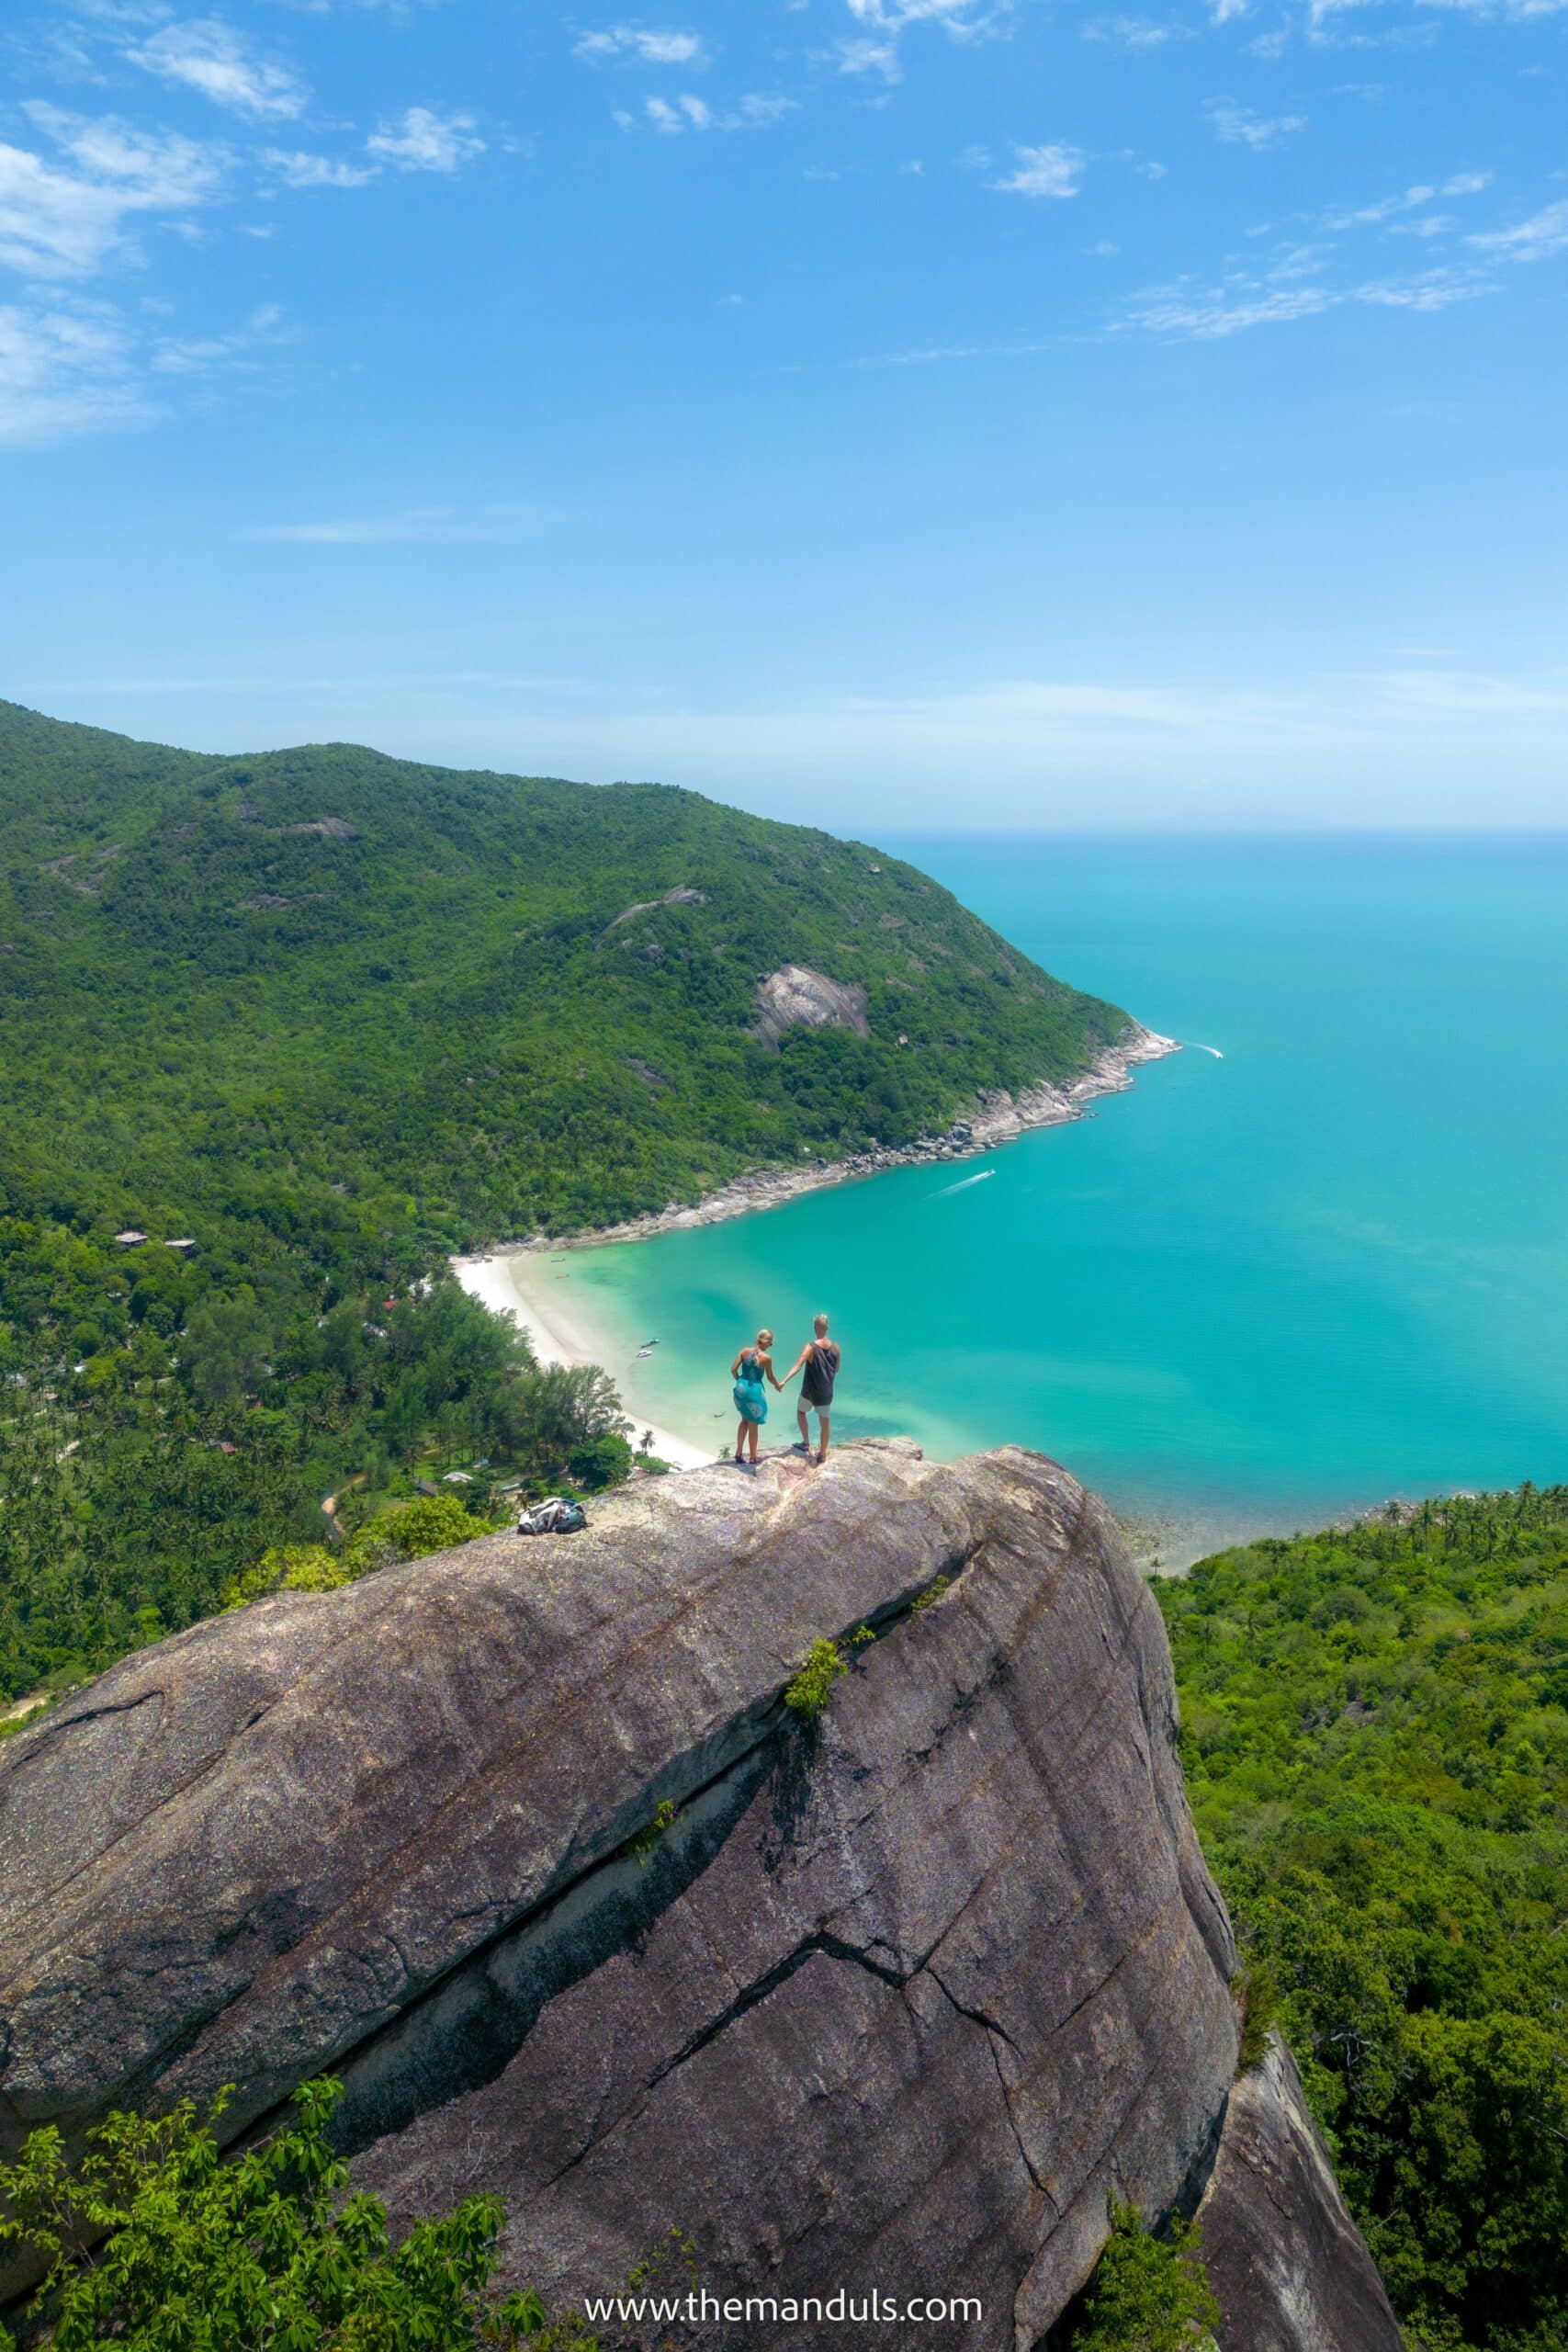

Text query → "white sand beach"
[452,1249,715,1470]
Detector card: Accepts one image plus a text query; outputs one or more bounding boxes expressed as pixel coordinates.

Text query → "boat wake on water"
[932,1169,997,1199]
[1181,1041,1224,1059]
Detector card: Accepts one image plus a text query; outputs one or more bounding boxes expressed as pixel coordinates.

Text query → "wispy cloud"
[1125,258,1487,337]
[992,143,1086,198]
[0,300,151,446]
[152,300,286,373]
[262,149,378,191]
[1311,0,1568,21]
[1375,668,1568,716]
[834,36,904,78]
[832,0,1006,81]
[844,0,1003,30]
[366,107,485,173]
[1470,198,1568,264]
[130,17,307,120]
[637,91,796,132]
[245,503,562,544]
[1320,170,1489,231]
[0,107,223,280]
[1205,97,1307,147]
[646,93,707,131]
[1082,15,1193,48]
[573,25,708,64]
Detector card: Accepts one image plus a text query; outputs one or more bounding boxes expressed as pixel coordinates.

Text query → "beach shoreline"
[451,1023,1178,1465]
[450,1249,716,1469]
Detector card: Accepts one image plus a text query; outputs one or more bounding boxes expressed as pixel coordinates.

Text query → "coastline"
[451,1023,1178,1466]
[486,1022,1179,1260]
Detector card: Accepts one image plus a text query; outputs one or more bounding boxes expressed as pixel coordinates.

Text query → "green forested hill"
[0,700,1126,1701]
[1160,1489,1568,2352]
[0,699,1122,1246]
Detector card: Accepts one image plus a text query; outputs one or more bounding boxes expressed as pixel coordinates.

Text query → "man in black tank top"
[786,1312,841,1465]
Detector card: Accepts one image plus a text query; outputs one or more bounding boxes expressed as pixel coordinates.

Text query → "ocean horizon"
[513,831,1568,1558]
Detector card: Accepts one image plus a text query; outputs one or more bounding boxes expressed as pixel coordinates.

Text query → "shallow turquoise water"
[560,835,1568,1544]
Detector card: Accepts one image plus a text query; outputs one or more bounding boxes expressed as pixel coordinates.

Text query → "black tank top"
[801,1340,839,1407]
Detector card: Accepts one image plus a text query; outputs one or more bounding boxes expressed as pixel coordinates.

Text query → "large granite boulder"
[0,1442,1380,2346]
[1197,2038,1404,2352]
[752,965,871,1050]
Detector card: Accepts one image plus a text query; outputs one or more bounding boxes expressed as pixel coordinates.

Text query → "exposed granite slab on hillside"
[752,963,871,1050]
[0,1442,1385,2346]
[1198,2038,1404,2352]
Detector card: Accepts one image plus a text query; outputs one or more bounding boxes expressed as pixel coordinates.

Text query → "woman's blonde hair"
[757,1328,773,1347]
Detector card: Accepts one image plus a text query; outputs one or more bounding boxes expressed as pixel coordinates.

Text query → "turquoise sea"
[551,836,1568,1552]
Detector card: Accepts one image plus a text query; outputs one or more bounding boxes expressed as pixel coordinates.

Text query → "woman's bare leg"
[734,1417,749,1461]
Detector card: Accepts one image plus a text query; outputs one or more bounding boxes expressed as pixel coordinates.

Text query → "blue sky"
[3,0,1565,826]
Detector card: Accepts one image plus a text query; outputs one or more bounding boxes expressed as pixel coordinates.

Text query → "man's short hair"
[813,1313,829,1334]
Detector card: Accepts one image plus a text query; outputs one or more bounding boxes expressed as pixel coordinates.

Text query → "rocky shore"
[501,1021,1179,1257]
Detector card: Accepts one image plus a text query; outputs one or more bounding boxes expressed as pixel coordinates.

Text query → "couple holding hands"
[730,1314,840,1470]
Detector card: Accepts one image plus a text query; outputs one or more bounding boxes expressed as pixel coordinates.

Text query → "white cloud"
[992,143,1086,198]
[130,17,307,120]
[1375,669,1568,715]
[366,107,485,173]
[574,26,708,63]
[638,90,795,131]
[246,503,560,544]
[831,0,1000,79]
[835,35,904,76]
[1083,14,1191,46]
[525,671,1566,818]
[1470,198,1568,262]
[1211,0,1250,18]
[0,109,222,279]
[1350,267,1487,309]
[152,300,285,373]
[1131,281,1334,335]
[1321,172,1488,231]
[1126,257,1487,336]
[263,149,378,190]
[1313,0,1568,19]
[845,0,998,28]
[1205,98,1307,147]
[0,300,152,445]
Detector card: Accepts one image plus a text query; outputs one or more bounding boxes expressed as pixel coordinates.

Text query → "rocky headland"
[0,1439,1396,2348]
[480,1020,1177,1260]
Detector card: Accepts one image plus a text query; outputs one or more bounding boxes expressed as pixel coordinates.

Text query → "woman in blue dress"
[730,1328,784,1469]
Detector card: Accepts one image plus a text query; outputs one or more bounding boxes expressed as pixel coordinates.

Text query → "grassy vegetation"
[1159,1486,1568,2352]
[0,700,1124,1704]
[1055,2202,1219,2352]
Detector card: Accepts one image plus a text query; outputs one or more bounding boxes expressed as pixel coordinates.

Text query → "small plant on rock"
[784,1636,847,1721]
[631,1796,680,1867]
[909,1573,951,1615]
